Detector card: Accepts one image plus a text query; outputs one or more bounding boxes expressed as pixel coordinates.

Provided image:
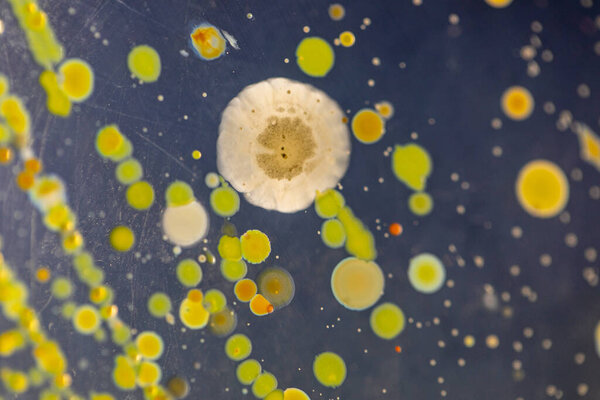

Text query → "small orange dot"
[0,147,13,164]
[395,345,402,353]
[24,158,42,174]
[389,223,403,236]
[36,267,51,282]
[187,289,203,303]
[16,170,35,190]
[342,116,349,124]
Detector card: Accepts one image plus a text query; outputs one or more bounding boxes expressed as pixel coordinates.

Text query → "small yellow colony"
[313,351,346,388]
[296,37,335,77]
[179,289,210,329]
[370,302,405,340]
[351,108,385,144]
[392,143,432,192]
[407,253,446,294]
[515,159,569,218]
[128,45,162,82]
[501,86,534,121]
[72,304,101,335]
[240,229,271,264]
[109,225,135,252]
[225,333,252,361]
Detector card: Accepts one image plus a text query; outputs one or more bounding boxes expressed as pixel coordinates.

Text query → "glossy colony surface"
[1,0,600,399]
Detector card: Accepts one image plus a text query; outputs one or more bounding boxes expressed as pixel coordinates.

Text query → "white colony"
[217,77,351,213]
[162,201,209,247]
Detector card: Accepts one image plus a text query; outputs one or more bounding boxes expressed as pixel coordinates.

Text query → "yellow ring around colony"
[515,159,569,218]
[407,253,446,294]
[216,77,351,213]
[330,257,384,310]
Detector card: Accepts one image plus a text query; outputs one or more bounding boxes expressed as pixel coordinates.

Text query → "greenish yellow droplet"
[128,45,161,83]
[313,351,346,388]
[296,37,335,77]
[236,359,262,385]
[176,259,203,287]
[115,158,143,185]
[210,186,240,217]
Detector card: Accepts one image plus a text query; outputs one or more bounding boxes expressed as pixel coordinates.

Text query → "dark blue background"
[1,0,600,398]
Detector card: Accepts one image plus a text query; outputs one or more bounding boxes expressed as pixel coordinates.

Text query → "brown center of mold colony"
[255,116,317,180]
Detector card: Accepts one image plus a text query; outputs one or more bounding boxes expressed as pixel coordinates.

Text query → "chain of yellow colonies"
[208,306,237,337]
[0,123,12,146]
[296,37,335,77]
[112,355,136,390]
[95,125,133,162]
[116,158,143,185]
[190,23,227,60]
[58,59,94,102]
[218,235,242,261]
[221,259,248,282]
[370,302,405,340]
[408,192,433,216]
[0,95,30,147]
[501,86,534,121]
[313,351,346,388]
[6,0,63,69]
[574,123,600,170]
[136,331,164,360]
[391,143,432,192]
[252,372,278,398]
[137,361,162,387]
[240,229,271,264]
[0,329,26,356]
[0,258,75,395]
[321,218,346,248]
[314,189,345,219]
[407,253,446,294]
[236,359,262,385]
[176,258,203,287]
[128,45,162,83]
[336,206,377,260]
[179,289,210,329]
[515,159,569,218]
[39,70,71,117]
[166,181,195,207]
[0,368,29,394]
[225,333,252,361]
[351,109,385,144]
[210,185,240,217]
